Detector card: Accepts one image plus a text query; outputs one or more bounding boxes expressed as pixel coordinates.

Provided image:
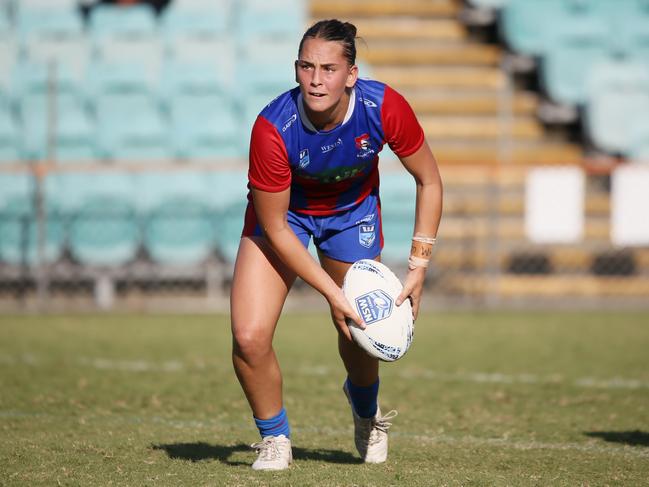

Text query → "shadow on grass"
[584,430,649,447]
[151,442,361,465]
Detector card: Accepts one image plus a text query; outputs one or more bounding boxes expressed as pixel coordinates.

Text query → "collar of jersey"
[297,87,356,134]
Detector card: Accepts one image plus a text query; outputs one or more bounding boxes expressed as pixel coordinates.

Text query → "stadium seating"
[90,4,163,79]
[500,0,563,56]
[585,59,649,154]
[379,171,416,266]
[204,170,248,261]
[160,0,232,40]
[55,172,141,266]
[237,0,305,41]
[0,100,18,162]
[137,171,216,264]
[169,92,241,159]
[0,172,64,265]
[468,0,509,7]
[18,92,95,162]
[95,92,170,161]
[541,39,609,106]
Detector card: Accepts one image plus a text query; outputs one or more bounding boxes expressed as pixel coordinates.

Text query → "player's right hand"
[327,288,365,341]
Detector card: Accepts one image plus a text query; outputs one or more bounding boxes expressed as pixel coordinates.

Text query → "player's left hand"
[396,266,426,320]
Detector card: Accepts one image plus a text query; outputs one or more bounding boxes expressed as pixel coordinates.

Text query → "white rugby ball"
[342,259,414,362]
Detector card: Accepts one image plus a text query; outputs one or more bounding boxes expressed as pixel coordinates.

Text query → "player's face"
[295,37,358,128]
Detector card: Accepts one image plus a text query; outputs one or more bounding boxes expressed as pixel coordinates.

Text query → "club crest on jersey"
[355,289,393,325]
[355,133,375,159]
[299,149,310,169]
[359,224,376,248]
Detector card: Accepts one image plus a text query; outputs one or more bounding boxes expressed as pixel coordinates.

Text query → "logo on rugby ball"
[355,289,393,325]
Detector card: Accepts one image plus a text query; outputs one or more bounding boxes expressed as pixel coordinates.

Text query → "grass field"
[1,311,649,486]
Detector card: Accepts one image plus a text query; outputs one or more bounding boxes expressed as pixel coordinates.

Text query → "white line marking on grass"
[77,357,184,372]
[3,353,649,390]
[397,369,649,390]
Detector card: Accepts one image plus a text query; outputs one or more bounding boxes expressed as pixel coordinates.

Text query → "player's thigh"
[231,236,296,347]
[318,252,380,287]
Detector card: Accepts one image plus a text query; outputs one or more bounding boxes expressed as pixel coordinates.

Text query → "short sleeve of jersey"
[248,115,291,192]
[381,85,425,158]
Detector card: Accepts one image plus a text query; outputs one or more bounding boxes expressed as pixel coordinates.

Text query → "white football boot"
[343,382,398,463]
[250,435,292,471]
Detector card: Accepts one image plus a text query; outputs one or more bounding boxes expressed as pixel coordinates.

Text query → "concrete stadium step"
[374,66,504,89]
[437,217,611,241]
[442,192,610,216]
[359,42,501,66]
[404,90,538,116]
[444,275,649,297]
[420,115,544,141]
[351,18,467,41]
[311,0,460,18]
[434,248,649,274]
[430,141,583,165]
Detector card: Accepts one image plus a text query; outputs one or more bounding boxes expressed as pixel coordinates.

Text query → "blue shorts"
[242,194,383,263]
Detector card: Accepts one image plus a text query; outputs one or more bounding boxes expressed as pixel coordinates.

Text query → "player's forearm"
[414,176,443,238]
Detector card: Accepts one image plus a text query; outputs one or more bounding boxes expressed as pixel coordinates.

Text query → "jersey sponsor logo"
[321,138,343,154]
[359,97,377,108]
[354,213,375,225]
[355,289,393,325]
[355,133,376,159]
[299,149,310,168]
[359,224,376,248]
[281,114,297,132]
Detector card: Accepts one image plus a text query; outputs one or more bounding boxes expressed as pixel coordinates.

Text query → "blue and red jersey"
[248,78,425,216]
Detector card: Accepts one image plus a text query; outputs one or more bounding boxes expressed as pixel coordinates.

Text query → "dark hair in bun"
[299,19,358,66]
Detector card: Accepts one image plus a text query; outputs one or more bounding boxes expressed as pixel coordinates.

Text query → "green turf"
[1,311,648,486]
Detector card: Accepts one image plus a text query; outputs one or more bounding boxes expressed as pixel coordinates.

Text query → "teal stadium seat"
[89,3,157,38]
[238,0,305,41]
[95,92,170,162]
[0,99,19,162]
[86,61,157,98]
[89,4,162,78]
[468,0,509,8]
[0,172,65,265]
[11,61,83,101]
[56,172,140,266]
[170,92,241,159]
[204,171,248,263]
[16,4,83,43]
[160,0,232,40]
[500,0,563,56]
[0,31,15,99]
[541,6,610,105]
[378,171,416,266]
[629,120,649,163]
[18,92,94,162]
[585,59,649,154]
[161,1,235,91]
[137,171,216,265]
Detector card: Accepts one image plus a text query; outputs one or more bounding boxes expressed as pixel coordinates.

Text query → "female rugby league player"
[230,19,443,470]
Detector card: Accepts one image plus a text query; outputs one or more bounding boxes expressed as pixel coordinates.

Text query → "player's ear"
[346,64,358,88]
[294,60,299,84]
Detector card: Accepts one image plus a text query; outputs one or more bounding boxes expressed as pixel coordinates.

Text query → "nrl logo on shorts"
[359,224,375,248]
[299,149,310,168]
[355,289,393,325]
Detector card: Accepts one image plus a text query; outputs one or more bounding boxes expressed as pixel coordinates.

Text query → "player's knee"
[232,326,271,362]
